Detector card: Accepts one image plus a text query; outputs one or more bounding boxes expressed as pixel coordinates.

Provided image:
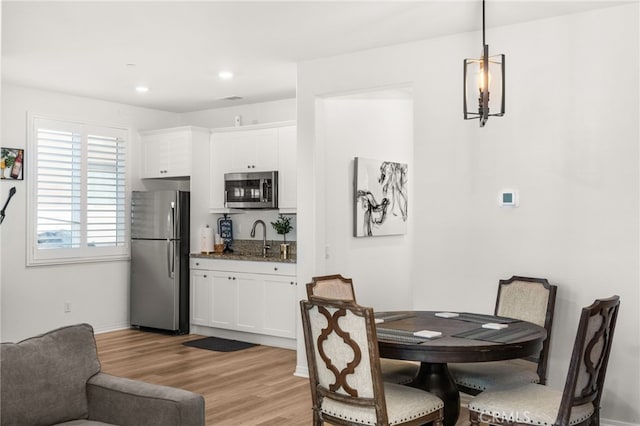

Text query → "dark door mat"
[183,336,258,352]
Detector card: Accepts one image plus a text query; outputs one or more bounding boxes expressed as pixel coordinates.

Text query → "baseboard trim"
[93,322,130,334]
[294,365,309,378]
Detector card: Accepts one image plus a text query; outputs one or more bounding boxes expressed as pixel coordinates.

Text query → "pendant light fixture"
[463,0,505,127]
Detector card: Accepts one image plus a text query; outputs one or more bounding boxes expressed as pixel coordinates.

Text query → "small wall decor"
[354,157,408,237]
[1,148,24,180]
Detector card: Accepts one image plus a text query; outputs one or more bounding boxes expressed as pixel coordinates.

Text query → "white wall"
[317,91,413,309]
[297,4,639,424]
[0,84,182,341]
[181,98,295,128]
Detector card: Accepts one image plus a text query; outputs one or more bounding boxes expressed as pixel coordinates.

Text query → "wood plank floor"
[95,328,470,425]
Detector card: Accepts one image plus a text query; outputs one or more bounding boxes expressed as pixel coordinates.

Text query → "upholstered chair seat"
[468,384,594,426]
[449,358,539,393]
[322,382,443,425]
[375,359,420,385]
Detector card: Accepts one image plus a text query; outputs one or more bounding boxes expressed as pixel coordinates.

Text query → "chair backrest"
[306,274,356,302]
[556,296,620,426]
[494,276,557,384]
[300,297,388,423]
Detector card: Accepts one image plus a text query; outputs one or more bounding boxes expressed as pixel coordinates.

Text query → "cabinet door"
[166,131,192,177]
[141,130,192,178]
[262,276,297,339]
[236,273,263,333]
[229,128,278,172]
[141,136,169,178]
[277,125,297,212]
[210,271,237,329]
[190,270,211,326]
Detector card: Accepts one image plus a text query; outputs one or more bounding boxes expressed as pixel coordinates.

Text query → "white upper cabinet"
[209,122,296,212]
[228,128,279,172]
[140,127,209,179]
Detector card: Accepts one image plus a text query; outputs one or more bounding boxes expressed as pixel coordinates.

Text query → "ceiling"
[1,1,625,113]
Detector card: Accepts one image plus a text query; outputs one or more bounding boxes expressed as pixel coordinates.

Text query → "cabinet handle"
[290,281,294,285]
[274,267,278,271]
[204,275,207,278]
[233,276,236,280]
[196,262,200,266]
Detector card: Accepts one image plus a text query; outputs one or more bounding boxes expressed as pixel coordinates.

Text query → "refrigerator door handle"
[167,239,175,279]
[167,202,176,239]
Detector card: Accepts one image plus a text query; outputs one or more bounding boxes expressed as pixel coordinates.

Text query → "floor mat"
[183,336,258,352]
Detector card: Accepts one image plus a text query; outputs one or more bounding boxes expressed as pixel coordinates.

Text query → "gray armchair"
[1,323,204,426]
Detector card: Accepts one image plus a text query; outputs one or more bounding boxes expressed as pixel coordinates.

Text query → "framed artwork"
[1,148,24,180]
[354,157,408,237]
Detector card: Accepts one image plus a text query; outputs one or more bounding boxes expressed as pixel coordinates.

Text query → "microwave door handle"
[262,180,267,202]
[224,189,228,208]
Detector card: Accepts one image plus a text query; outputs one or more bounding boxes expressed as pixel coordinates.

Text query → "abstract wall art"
[354,157,408,237]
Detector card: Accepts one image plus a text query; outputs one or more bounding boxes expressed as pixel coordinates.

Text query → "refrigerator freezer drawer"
[130,239,180,331]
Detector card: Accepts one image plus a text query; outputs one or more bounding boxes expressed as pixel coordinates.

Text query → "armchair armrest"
[86,373,204,426]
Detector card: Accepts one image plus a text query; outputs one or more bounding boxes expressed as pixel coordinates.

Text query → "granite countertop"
[191,239,297,264]
[191,251,296,263]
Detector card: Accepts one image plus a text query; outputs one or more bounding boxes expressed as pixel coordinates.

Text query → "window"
[27,115,129,265]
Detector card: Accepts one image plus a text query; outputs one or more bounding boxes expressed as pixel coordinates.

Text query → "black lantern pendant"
[464,0,505,127]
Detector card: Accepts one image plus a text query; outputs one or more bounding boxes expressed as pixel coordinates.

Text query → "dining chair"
[306,274,419,385]
[449,275,557,395]
[468,295,620,426]
[300,297,444,426]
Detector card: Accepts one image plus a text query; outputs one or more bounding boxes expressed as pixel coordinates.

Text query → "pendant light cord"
[482,0,486,47]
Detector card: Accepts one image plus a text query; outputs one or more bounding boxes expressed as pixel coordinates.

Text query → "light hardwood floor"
[95,328,470,425]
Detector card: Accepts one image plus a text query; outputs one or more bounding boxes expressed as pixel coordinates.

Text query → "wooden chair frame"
[469,295,619,426]
[300,298,443,426]
[306,274,356,302]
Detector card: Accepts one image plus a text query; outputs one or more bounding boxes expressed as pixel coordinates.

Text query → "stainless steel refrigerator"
[130,190,190,333]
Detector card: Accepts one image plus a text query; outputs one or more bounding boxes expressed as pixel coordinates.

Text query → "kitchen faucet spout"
[250,220,270,257]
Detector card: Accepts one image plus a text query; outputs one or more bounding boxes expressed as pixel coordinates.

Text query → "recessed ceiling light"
[218,71,234,80]
[135,86,149,93]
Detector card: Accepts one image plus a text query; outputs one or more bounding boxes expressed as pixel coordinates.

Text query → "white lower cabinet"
[190,259,297,340]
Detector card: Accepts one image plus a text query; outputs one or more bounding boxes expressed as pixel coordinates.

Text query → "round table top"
[376,311,547,364]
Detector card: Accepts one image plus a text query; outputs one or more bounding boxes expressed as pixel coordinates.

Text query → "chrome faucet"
[250,220,270,257]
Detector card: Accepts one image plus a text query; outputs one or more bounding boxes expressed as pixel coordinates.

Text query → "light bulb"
[477,64,491,93]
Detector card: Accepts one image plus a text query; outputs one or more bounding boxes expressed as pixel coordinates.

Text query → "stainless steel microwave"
[224,171,278,209]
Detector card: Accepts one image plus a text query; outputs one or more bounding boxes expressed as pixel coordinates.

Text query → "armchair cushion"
[1,324,101,426]
[86,373,205,426]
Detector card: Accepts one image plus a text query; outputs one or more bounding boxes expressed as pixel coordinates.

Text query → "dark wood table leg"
[409,362,460,426]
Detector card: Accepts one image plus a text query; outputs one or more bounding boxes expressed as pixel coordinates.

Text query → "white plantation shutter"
[86,131,126,248]
[35,124,82,249]
[28,115,129,265]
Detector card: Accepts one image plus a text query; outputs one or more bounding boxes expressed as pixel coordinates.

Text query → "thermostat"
[499,190,518,207]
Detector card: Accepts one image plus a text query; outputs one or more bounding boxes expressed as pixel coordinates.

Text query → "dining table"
[375,311,547,426]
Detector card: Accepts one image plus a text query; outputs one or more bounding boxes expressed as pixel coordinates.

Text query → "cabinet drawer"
[190,257,295,276]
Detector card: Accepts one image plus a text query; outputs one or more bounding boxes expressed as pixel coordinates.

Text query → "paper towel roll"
[200,225,214,254]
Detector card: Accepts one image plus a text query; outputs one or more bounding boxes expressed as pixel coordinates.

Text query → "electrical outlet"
[64,302,71,313]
